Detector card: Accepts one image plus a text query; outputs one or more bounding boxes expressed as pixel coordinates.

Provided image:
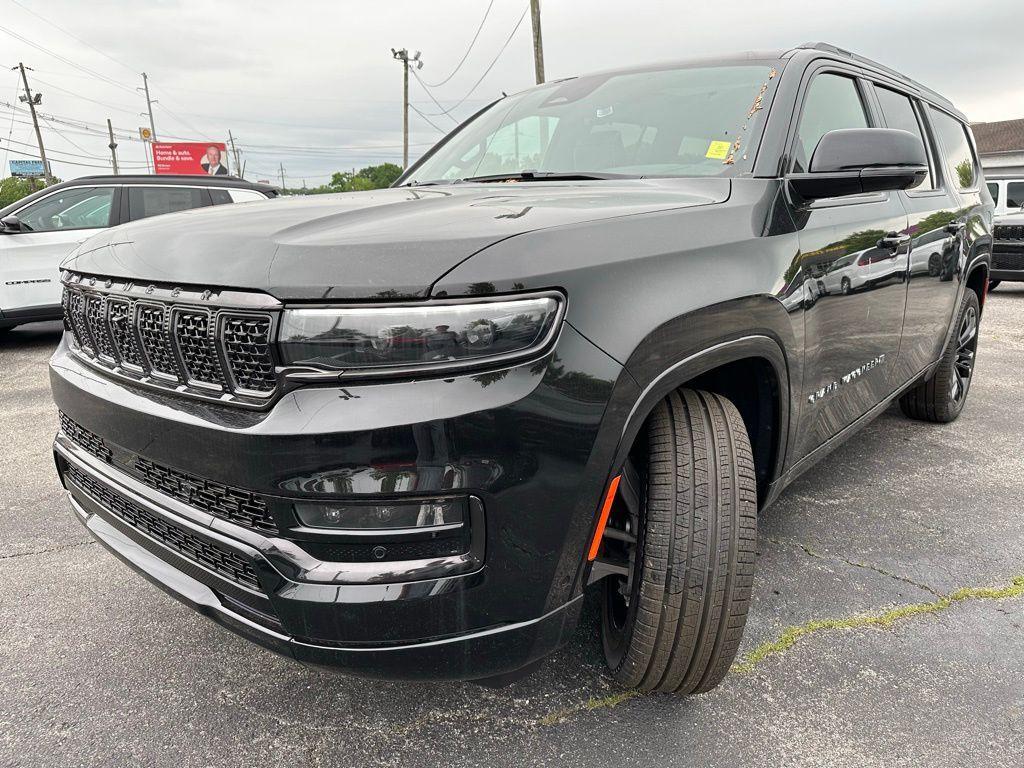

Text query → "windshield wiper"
[459,171,635,183]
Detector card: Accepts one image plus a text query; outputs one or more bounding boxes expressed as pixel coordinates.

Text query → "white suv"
[0,175,276,333]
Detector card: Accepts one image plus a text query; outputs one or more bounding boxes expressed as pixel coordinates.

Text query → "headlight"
[278,293,563,377]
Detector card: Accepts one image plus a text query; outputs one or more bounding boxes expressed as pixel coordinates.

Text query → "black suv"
[50,43,993,693]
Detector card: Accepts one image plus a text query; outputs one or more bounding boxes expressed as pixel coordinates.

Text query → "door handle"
[944,221,966,235]
[877,232,911,250]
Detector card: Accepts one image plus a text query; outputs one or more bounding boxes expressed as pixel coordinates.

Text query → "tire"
[841,277,852,295]
[600,389,757,695]
[988,280,1000,291]
[899,289,980,423]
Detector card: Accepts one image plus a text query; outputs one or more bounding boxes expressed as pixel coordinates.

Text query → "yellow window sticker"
[705,140,731,160]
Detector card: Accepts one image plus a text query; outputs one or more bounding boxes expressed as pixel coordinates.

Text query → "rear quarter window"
[927,107,978,191]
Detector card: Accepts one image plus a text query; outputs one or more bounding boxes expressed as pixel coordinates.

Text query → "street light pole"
[14,63,52,184]
[391,48,423,170]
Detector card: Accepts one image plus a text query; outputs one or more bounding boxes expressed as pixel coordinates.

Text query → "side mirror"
[0,214,24,233]
[788,128,928,201]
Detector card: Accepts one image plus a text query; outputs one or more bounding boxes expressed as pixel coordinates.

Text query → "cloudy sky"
[0,0,1019,184]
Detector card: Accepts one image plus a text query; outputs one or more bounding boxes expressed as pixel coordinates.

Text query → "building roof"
[972,118,1024,155]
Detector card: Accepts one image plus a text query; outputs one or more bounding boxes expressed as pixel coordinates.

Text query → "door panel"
[786,69,910,459]
[871,85,962,382]
[0,185,115,313]
[794,195,909,457]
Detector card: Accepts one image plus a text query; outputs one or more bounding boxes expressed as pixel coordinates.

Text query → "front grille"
[222,315,276,393]
[84,295,114,360]
[136,303,178,379]
[107,298,144,369]
[301,535,469,563]
[64,463,260,589]
[59,413,112,463]
[174,310,226,387]
[134,457,276,534]
[995,224,1024,241]
[62,273,279,406]
[993,251,1024,271]
[59,412,277,534]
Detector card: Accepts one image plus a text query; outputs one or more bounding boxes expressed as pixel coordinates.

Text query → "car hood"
[67,179,729,300]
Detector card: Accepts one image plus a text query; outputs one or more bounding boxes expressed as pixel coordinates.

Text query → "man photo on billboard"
[201,145,228,175]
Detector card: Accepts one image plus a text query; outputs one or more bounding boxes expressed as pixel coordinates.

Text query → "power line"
[411,69,459,123]
[419,0,495,88]
[0,25,137,95]
[415,3,529,118]
[409,103,448,134]
[7,0,139,75]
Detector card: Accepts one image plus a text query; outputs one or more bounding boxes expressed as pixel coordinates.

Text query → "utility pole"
[391,48,422,170]
[228,130,241,178]
[278,162,286,193]
[530,0,545,85]
[14,63,52,184]
[107,118,119,175]
[140,72,157,140]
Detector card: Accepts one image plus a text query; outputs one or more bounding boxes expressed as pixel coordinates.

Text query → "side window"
[793,73,868,172]
[874,86,934,190]
[987,182,1000,206]
[927,107,977,191]
[16,186,114,232]
[1007,182,1024,209]
[128,187,208,222]
[227,189,267,203]
[209,189,233,205]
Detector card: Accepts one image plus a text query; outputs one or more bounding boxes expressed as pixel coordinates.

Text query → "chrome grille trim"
[62,271,281,408]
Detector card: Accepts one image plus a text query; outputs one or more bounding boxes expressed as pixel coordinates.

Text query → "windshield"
[407,63,780,183]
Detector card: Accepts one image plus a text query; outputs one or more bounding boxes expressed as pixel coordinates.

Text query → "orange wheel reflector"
[587,474,621,561]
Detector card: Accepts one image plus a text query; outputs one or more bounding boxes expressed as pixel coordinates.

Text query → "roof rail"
[791,42,954,110]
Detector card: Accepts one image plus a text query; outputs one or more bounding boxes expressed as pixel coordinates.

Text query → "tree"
[289,163,405,195]
[0,176,60,208]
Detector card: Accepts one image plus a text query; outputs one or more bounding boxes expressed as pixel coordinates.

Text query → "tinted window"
[927,107,977,191]
[987,182,1000,205]
[128,187,208,221]
[794,74,868,172]
[16,186,114,232]
[209,189,233,205]
[875,87,933,189]
[1007,182,1024,209]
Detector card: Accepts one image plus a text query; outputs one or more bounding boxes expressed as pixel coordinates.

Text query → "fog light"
[294,497,467,531]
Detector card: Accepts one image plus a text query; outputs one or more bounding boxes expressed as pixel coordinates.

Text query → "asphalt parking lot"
[2,287,1023,768]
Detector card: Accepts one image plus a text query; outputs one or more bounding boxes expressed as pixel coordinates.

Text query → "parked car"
[49,43,992,694]
[0,175,277,333]
[984,175,1024,289]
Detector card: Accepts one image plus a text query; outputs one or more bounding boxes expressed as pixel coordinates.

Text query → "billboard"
[151,142,229,176]
[9,159,47,177]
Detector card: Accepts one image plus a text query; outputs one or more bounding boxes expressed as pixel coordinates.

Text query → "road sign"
[8,159,46,177]
[139,126,153,142]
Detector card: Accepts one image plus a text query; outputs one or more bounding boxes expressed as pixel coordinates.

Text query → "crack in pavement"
[0,540,95,561]
[731,574,1024,674]
[763,534,943,596]
[537,574,1024,726]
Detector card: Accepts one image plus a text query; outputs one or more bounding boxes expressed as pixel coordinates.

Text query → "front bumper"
[50,323,628,681]
[992,242,1024,282]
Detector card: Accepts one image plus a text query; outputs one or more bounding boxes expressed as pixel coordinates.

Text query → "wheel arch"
[612,334,790,509]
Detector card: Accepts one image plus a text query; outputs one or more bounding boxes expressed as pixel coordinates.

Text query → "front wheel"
[899,289,980,423]
[988,280,1000,291]
[599,389,757,695]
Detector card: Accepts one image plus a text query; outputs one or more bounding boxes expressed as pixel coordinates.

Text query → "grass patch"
[732,575,1024,674]
[539,689,640,726]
